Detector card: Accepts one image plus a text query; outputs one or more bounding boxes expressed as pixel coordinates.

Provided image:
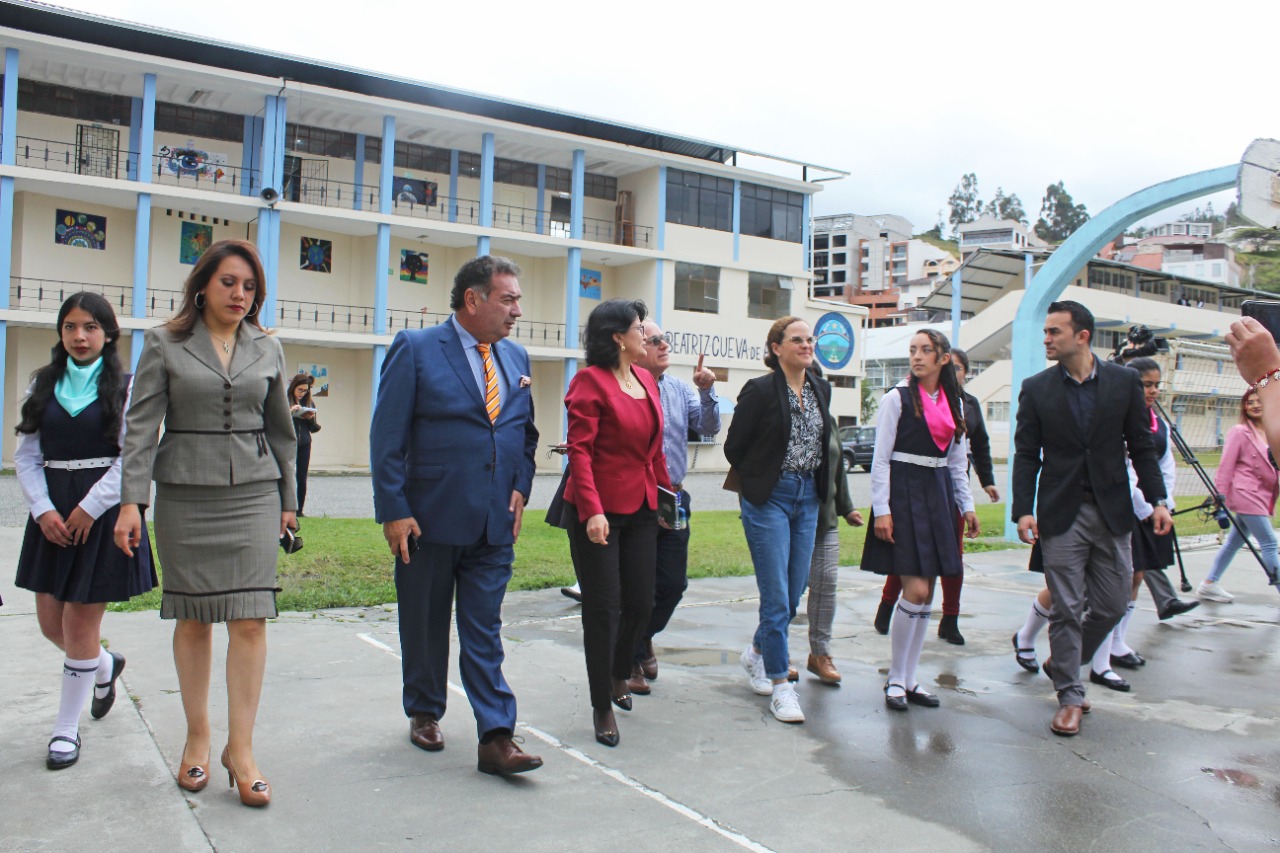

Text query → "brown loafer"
[638,639,658,681]
[787,666,799,682]
[1051,705,1083,736]
[477,734,543,776]
[806,653,842,684]
[409,714,443,752]
[627,663,651,695]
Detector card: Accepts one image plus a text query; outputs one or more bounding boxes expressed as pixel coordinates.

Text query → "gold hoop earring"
[194,292,206,309]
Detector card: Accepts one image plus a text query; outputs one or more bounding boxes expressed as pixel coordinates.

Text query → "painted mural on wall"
[179,221,213,265]
[54,209,106,250]
[400,250,429,283]
[299,237,332,273]
[580,268,602,300]
[392,178,438,208]
[298,363,330,397]
[159,142,228,180]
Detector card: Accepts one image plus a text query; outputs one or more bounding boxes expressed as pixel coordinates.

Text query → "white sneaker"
[770,683,805,723]
[1197,581,1234,602]
[740,647,772,696]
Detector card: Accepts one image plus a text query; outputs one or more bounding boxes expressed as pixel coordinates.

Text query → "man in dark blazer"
[370,255,542,775]
[1012,300,1171,737]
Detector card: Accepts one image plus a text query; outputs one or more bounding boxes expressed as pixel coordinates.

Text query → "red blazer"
[563,364,672,522]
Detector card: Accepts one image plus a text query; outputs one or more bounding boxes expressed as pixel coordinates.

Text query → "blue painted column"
[535,165,546,235]
[656,166,667,252]
[479,133,495,228]
[240,115,262,196]
[257,94,287,328]
[130,75,155,364]
[448,150,459,223]
[371,116,395,402]
[0,48,18,450]
[732,180,741,262]
[563,246,582,442]
[353,133,365,211]
[802,194,811,271]
[128,99,142,181]
[950,268,962,346]
[570,149,584,240]
[372,344,386,417]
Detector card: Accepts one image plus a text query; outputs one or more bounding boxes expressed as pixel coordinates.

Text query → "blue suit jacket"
[370,320,538,546]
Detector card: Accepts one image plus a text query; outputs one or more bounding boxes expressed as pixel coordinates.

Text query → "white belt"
[890,452,948,469]
[44,457,117,470]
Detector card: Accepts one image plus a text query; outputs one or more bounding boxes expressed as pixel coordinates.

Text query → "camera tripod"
[1155,399,1280,589]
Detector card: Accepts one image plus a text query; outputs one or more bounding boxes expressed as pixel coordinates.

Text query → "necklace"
[616,367,634,389]
[209,329,235,354]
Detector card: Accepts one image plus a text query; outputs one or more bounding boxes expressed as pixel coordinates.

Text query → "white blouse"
[870,383,975,518]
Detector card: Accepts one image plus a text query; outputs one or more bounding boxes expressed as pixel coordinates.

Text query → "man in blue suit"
[371,255,542,776]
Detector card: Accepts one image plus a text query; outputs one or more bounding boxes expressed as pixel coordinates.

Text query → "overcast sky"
[41,0,1272,233]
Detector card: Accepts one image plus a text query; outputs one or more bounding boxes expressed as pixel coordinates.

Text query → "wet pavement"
[2,501,1278,851]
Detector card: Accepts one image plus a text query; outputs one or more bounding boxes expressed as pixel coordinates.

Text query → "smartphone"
[1242,300,1280,341]
[406,533,419,556]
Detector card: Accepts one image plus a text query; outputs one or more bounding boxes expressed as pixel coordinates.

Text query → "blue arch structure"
[1002,164,1240,541]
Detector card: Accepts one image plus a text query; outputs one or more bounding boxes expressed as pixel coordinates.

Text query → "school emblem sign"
[814,312,854,371]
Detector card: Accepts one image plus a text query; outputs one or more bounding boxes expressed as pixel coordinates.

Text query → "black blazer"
[962,391,995,489]
[724,369,831,507]
[1012,359,1165,538]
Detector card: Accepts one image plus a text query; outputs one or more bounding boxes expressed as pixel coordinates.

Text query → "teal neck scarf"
[54,356,104,417]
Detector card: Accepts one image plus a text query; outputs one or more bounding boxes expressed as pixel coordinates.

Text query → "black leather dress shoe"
[883,682,908,711]
[90,651,125,720]
[1111,652,1145,669]
[46,735,81,770]
[409,714,444,751]
[560,586,582,603]
[1090,670,1131,692]
[906,686,941,707]
[874,600,894,635]
[1159,599,1200,620]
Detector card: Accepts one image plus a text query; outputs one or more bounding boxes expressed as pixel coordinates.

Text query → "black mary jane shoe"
[1090,669,1131,692]
[1111,652,1145,669]
[46,735,81,770]
[91,651,126,720]
[593,709,619,748]
[1012,634,1040,673]
[906,685,941,708]
[883,682,908,712]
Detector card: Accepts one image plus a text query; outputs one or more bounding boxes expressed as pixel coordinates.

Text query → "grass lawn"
[108,503,1019,613]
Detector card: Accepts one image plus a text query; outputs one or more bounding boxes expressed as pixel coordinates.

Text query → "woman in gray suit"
[114,240,296,807]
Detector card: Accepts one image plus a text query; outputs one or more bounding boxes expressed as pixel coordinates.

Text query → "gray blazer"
[121,315,297,510]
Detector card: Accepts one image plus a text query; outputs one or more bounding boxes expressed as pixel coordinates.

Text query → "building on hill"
[0,1,865,471]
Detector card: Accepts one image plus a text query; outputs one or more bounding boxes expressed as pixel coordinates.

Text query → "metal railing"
[282,177,380,212]
[152,154,259,196]
[12,136,131,180]
[277,298,377,333]
[9,278,134,314]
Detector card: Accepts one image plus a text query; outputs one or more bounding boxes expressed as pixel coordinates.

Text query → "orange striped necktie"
[477,343,500,423]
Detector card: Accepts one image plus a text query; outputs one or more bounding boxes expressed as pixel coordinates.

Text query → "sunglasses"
[643,335,667,347]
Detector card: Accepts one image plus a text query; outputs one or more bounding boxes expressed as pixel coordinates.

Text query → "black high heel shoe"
[611,680,633,711]
[594,709,619,747]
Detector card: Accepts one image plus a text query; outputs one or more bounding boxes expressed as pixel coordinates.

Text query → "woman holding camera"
[287,374,320,516]
[115,240,297,806]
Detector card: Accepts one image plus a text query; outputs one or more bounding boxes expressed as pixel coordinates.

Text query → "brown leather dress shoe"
[409,714,443,752]
[787,666,799,682]
[627,663,651,695]
[1051,705,1083,736]
[638,639,658,681]
[806,653,842,684]
[477,735,543,775]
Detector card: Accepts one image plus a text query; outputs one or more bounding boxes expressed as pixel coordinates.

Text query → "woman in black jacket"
[287,374,320,516]
[724,316,831,725]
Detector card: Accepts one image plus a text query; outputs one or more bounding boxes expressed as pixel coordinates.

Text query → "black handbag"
[280,526,304,554]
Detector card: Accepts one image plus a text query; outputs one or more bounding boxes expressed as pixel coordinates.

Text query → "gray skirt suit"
[121,316,297,622]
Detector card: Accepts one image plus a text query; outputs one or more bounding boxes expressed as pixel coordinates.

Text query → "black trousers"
[568,503,658,711]
[635,489,691,658]
[296,442,311,513]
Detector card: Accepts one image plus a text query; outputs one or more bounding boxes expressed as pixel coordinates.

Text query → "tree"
[1034,181,1090,243]
[947,173,981,235]
[860,378,878,422]
[983,187,1027,224]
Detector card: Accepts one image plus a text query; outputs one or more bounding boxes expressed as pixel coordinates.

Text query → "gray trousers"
[806,528,841,656]
[1143,567,1177,613]
[1040,501,1134,705]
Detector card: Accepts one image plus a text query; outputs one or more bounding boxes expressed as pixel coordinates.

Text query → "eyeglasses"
[785,336,817,346]
[643,335,666,347]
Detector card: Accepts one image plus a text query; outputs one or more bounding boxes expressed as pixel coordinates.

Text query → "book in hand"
[657,486,680,528]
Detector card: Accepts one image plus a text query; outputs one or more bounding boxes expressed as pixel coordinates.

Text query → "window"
[827,375,857,389]
[832,270,847,283]
[1138,279,1168,296]
[18,79,133,126]
[155,102,243,143]
[832,234,847,248]
[986,402,1010,421]
[739,182,804,242]
[832,253,847,265]
[674,262,720,313]
[748,272,791,320]
[494,158,538,187]
[813,235,830,250]
[393,142,452,174]
[543,167,616,199]
[666,169,733,232]
[286,124,360,159]
[813,252,829,268]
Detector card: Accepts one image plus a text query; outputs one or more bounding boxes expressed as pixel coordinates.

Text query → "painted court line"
[355,632,775,853]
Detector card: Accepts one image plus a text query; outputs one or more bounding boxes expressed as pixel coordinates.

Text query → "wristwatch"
[1154,499,1170,508]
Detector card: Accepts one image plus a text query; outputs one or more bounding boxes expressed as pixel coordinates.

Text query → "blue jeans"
[740,472,819,680]
[1207,513,1280,583]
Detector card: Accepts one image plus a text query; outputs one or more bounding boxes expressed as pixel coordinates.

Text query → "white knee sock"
[886,600,919,696]
[52,657,97,751]
[903,601,933,691]
[1111,602,1137,657]
[94,647,114,700]
[1091,629,1114,675]
[1016,601,1051,650]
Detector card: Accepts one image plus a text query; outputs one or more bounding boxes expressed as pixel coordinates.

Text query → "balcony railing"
[9,277,135,314]
[12,136,131,180]
[277,298,378,334]
[151,154,260,196]
[383,308,568,348]
[8,138,262,195]
[282,177,380,212]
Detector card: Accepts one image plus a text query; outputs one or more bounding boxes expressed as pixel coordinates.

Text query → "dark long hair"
[15,292,126,444]
[1239,388,1259,425]
[907,328,966,441]
[165,239,268,339]
[287,373,314,408]
[584,299,646,368]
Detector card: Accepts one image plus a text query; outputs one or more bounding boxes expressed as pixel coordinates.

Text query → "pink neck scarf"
[918,384,955,453]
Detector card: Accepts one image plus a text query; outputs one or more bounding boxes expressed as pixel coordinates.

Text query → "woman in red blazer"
[561,298,671,748]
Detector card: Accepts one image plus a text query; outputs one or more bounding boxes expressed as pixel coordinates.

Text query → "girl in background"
[288,374,320,517]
